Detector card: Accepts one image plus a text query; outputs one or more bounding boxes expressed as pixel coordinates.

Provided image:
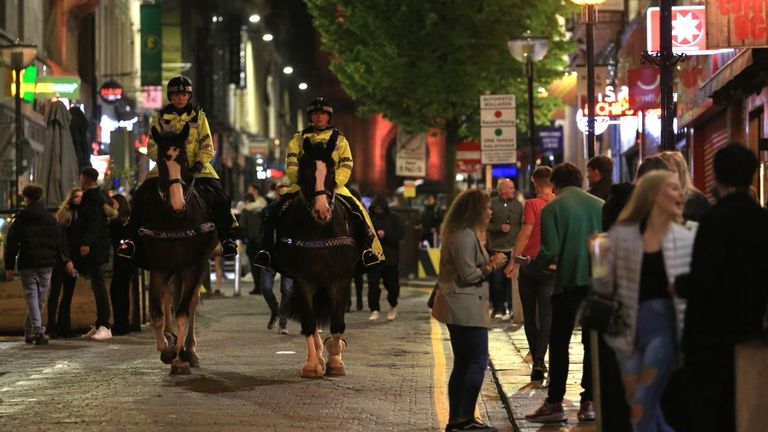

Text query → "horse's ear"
[179,123,190,141]
[151,126,160,142]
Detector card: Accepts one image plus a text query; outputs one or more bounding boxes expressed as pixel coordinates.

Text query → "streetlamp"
[570,0,606,160]
[0,40,37,210]
[508,32,548,191]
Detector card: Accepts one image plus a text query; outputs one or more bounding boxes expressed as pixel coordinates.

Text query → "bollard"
[233,239,242,296]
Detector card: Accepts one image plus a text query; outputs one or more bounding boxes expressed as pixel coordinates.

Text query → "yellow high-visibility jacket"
[146,104,218,180]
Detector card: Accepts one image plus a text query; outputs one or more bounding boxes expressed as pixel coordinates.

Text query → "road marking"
[430,316,449,429]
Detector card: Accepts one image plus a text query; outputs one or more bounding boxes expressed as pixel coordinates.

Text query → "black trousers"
[547,286,592,404]
[86,261,111,329]
[597,334,632,431]
[367,265,400,311]
[684,347,735,432]
[47,261,77,335]
[130,177,233,240]
[110,255,136,332]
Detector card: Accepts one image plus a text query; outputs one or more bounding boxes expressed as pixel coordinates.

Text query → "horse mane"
[151,123,191,190]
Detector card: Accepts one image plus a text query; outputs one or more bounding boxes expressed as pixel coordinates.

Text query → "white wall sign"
[395,131,426,177]
[480,94,517,164]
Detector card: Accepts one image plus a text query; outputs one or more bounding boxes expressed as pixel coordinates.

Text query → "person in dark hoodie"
[68,105,92,171]
[676,143,768,432]
[77,167,114,341]
[586,155,613,201]
[367,195,405,321]
[4,184,73,345]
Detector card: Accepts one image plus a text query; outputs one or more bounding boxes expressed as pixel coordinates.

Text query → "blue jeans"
[446,325,489,424]
[618,299,677,432]
[261,267,293,328]
[22,267,53,337]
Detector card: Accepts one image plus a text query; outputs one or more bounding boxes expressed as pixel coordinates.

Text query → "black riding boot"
[253,210,276,269]
[117,179,155,259]
[355,217,381,270]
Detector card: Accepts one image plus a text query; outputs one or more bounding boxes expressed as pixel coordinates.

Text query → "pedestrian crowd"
[429,143,766,432]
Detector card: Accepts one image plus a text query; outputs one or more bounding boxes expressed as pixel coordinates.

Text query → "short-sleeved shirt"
[521,197,548,258]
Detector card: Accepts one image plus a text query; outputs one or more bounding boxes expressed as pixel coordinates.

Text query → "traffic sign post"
[479,95,517,165]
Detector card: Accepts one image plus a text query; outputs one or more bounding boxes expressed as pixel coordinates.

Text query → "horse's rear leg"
[326,283,348,376]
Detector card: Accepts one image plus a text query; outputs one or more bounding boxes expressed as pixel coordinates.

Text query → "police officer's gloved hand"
[190,161,204,174]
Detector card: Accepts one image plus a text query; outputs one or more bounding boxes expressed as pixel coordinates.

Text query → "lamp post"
[508,32,548,192]
[0,40,37,209]
[570,0,606,160]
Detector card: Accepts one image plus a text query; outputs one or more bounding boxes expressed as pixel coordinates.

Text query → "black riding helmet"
[306,97,333,120]
[167,76,193,101]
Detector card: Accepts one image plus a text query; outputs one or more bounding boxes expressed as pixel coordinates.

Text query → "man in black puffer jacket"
[5,184,72,345]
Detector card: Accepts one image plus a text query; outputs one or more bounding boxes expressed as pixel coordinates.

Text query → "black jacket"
[370,196,404,267]
[79,187,112,266]
[682,189,711,222]
[602,183,634,231]
[5,201,68,270]
[588,178,613,202]
[678,191,768,353]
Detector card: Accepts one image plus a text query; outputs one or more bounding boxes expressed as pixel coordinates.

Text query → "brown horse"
[274,137,359,378]
[138,124,217,375]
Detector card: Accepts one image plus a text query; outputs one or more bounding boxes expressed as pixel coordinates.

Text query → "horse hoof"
[160,349,176,364]
[300,363,324,379]
[187,351,200,368]
[170,364,191,375]
[326,357,346,376]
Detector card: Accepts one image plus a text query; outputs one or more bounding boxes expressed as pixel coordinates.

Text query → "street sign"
[538,127,563,153]
[648,6,732,55]
[395,131,426,177]
[456,140,481,173]
[480,94,516,165]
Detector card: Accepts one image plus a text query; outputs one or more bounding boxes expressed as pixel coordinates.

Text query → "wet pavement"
[0,281,513,432]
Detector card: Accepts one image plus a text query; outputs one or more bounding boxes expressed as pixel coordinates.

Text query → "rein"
[157,175,197,206]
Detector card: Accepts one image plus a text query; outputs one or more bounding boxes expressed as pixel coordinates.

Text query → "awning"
[700,49,753,99]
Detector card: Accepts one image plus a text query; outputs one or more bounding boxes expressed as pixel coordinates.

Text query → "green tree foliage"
[305,0,573,195]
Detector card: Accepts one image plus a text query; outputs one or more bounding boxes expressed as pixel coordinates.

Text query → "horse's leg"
[170,268,200,375]
[182,264,205,368]
[150,271,176,364]
[325,280,350,376]
[313,330,325,371]
[295,279,323,378]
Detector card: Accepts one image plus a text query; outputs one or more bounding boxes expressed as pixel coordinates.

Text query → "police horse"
[139,124,217,375]
[274,138,359,378]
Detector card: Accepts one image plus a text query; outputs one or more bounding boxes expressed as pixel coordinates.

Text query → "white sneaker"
[387,307,397,321]
[368,311,380,321]
[81,326,98,339]
[91,326,112,341]
[279,327,289,335]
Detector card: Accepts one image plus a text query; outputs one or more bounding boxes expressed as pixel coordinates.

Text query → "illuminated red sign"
[99,80,123,103]
[648,6,710,54]
[581,85,635,118]
[706,0,768,48]
[628,67,661,110]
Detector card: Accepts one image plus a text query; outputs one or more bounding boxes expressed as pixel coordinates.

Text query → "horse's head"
[298,137,336,224]
[151,124,190,212]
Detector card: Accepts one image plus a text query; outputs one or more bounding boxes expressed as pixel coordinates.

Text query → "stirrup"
[221,240,238,258]
[253,250,271,269]
[361,249,380,267]
[117,240,135,259]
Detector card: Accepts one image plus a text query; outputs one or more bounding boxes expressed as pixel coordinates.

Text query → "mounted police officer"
[118,76,238,260]
[254,97,383,271]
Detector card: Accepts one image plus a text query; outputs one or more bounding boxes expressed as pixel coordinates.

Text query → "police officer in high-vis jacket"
[254,97,383,271]
[118,76,238,260]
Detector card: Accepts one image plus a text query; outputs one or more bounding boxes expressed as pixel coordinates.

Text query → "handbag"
[427,282,438,309]
[581,278,624,335]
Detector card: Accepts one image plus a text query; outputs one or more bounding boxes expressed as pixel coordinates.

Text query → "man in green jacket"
[525,162,604,424]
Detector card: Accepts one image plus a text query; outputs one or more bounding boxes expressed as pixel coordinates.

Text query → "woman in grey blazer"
[431,190,507,432]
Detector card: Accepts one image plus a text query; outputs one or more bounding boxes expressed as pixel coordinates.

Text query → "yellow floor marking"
[430,316,449,429]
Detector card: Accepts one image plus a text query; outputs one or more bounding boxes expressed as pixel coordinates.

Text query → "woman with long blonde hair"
[47,187,82,338]
[602,170,694,432]
[658,151,710,222]
[432,189,507,432]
